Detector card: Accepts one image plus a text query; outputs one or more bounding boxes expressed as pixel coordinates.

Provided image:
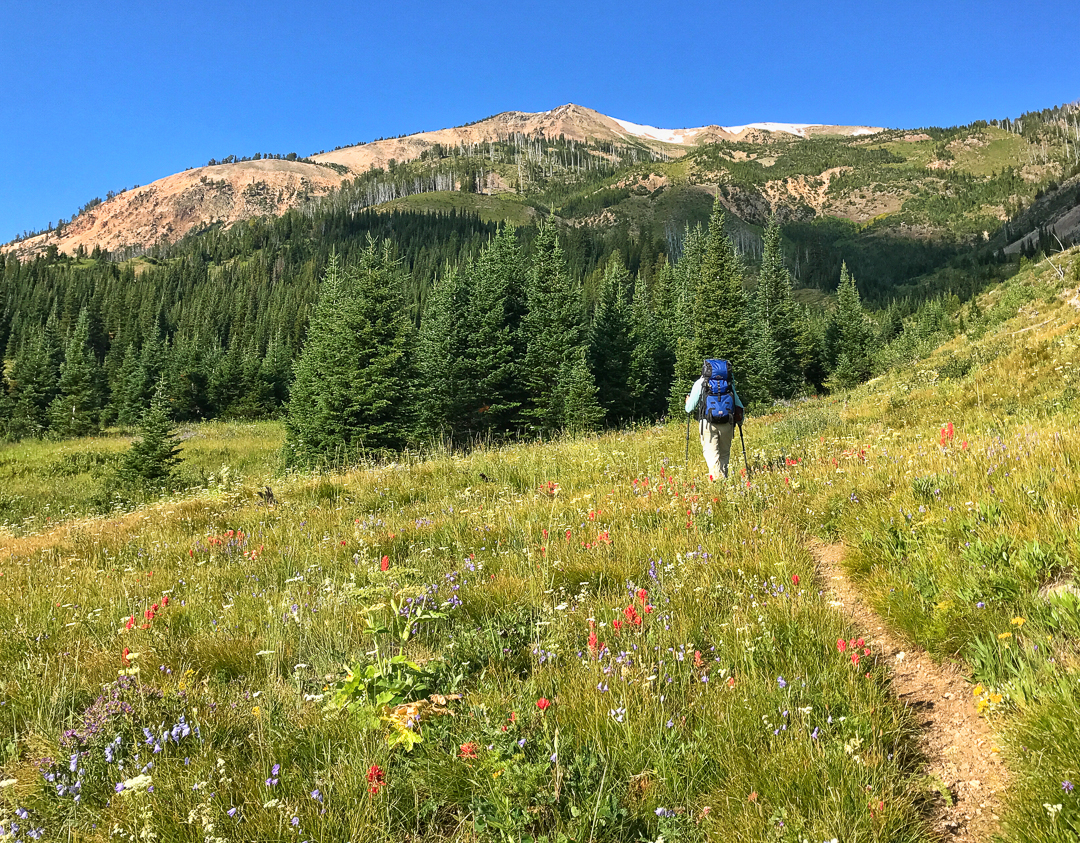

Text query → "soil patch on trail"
[812,542,1008,841]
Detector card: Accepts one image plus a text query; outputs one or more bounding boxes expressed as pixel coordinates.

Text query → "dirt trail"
[811,542,1008,841]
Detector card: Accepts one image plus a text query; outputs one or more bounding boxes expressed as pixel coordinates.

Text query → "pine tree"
[692,199,748,393]
[749,217,803,402]
[587,253,634,426]
[119,377,182,486]
[4,326,58,438]
[48,308,103,437]
[522,223,584,433]
[417,263,473,442]
[284,244,416,467]
[666,224,706,415]
[557,348,605,435]
[627,270,664,419]
[467,225,527,436]
[827,263,873,390]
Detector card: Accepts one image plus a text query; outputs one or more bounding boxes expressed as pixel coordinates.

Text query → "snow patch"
[611,117,702,145]
[721,122,815,137]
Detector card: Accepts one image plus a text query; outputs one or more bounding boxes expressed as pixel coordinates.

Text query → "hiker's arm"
[684,377,704,414]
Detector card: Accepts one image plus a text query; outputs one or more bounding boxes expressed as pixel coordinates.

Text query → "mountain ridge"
[2,104,883,260]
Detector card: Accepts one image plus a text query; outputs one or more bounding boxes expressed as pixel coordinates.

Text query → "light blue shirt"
[685,377,743,414]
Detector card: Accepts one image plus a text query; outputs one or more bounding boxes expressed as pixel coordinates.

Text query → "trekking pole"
[685,414,691,469]
[738,422,750,481]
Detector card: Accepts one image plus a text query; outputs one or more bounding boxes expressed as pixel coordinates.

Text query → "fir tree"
[666,224,706,415]
[627,270,664,419]
[827,263,873,390]
[466,225,527,435]
[749,217,803,402]
[557,348,605,436]
[691,199,748,394]
[118,377,182,486]
[522,223,584,433]
[417,263,473,442]
[4,326,57,438]
[587,253,634,426]
[48,308,103,437]
[284,244,416,467]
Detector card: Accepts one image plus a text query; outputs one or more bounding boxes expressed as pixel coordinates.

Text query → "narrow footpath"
[811,542,1009,841]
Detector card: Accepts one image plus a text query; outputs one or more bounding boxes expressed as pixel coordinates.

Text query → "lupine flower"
[1064,781,1074,793]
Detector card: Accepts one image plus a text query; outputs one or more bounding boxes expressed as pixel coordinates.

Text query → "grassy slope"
[2,251,1080,840]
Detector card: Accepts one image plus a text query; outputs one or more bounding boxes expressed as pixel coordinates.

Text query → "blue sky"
[2,0,1077,242]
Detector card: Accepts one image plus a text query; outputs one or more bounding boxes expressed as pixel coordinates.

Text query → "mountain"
[2,104,881,260]
[5,101,1078,271]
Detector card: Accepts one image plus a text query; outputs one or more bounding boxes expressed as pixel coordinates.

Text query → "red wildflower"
[791,574,799,585]
[125,615,135,631]
[636,588,647,602]
[727,676,736,688]
[837,638,847,652]
[121,647,130,666]
[459,742,479,760]
[624,605,642,626]
[161,595,169,607]
[366,764,386,794]
[536,698,550,711]
[612,620,622,632]
[380,555,389,571]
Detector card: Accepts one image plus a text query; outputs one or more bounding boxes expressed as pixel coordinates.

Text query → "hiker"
[685,359,744,481]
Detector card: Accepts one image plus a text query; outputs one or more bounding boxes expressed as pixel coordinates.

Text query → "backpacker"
[700,359,737,424]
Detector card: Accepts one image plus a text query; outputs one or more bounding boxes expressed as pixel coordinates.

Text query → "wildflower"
[837,639,847,652]
[536,698,550,711]
[366,764,386,794]
[777,676,787,689]
[380,556,389,571]
[311,789,323,802]
[1063,781,1074,793]
[459,743,479,760]
[655,807,676,818]
[1011,617,1026,627]
[976,602,985,609]
[291,817,299,827]
[227,807,238,818]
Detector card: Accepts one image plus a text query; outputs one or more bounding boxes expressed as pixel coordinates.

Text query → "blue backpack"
[700,359,735,424]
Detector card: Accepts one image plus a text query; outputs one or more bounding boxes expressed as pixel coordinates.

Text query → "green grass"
[2,250,1080,841]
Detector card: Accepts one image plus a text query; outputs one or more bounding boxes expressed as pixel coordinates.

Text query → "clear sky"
[2,0,1077,242]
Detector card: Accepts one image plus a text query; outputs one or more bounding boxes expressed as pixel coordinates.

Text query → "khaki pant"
[699,418,735,480]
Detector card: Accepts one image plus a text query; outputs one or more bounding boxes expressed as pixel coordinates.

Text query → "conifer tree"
[666,224,706,415]
[749,217,803,402]
[285,244,416,467]
[467,225,527,435]
[4,326,58,438]
[557,348,605,435]
[691,200,748,395]
[48,308,103,437]
[587,253,634,426]
[627,270,664,419]
[522,223,584,433]
[827,262,873,390]
[417,263,473,441]
[119,377,182,486]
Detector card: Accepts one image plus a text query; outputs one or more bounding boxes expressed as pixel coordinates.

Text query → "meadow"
[1,252,1079,841]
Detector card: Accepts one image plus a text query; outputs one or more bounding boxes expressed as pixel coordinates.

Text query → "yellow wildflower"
[1011,617,1026,627]
[997,632,1013,640]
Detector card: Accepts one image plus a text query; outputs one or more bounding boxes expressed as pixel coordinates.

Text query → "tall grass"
[1,250,1079,841]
